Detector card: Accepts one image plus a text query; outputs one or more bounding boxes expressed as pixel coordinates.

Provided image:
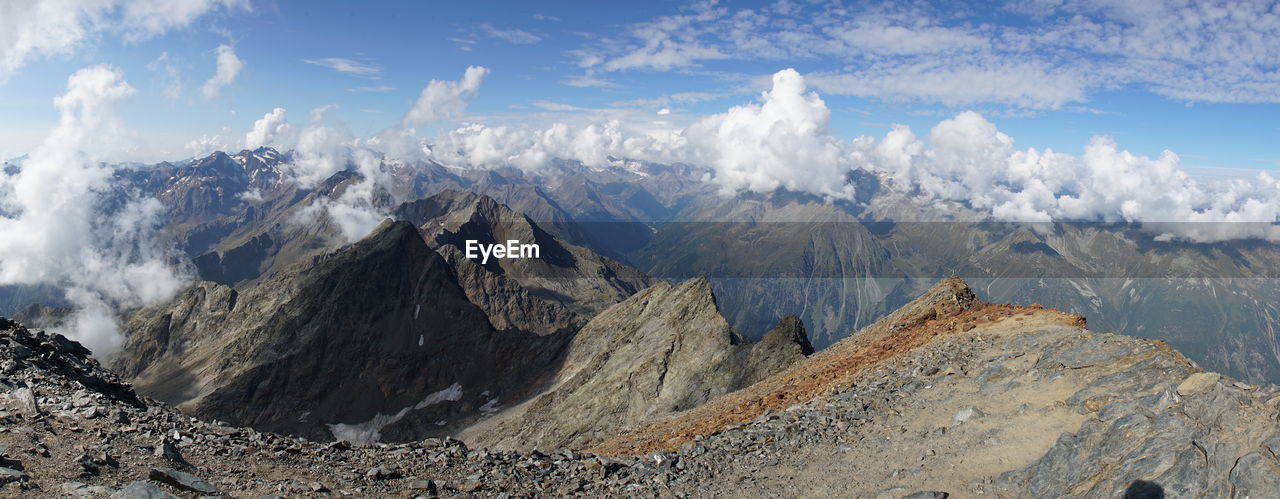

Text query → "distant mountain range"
[7,147,1280,396]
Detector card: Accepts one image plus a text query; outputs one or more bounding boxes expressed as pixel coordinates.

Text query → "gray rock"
[8,386,39,417]
[407,478,438,493]
[903,493,949,499]
[110,481,178,499]
[63,481,116,497]
[1228,451,1280,498]
[366,466,401,480]
[148,467,220,495]
[0,466,25,484]
[153,439,184,463]
[951,406,985,425]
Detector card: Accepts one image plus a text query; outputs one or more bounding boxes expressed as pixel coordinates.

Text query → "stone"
[903,493,949,499]
[0,466,25,484]
[154,439,185,463]
[8,387,39,417]
[110,481,178,499]
[1176,372,1220,397]
[407,479,437,493]
[951,406,986,425]
[148,467,221,495]
[365,466,401,480]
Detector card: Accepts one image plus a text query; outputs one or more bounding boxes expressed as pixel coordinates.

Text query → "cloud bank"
[0,66,187,355]
[417,68,1280,243]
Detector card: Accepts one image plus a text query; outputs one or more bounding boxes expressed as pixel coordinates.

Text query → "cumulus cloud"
[848,111,1280,242]
[0,65,187,355]
[245,108,293,150]
[682,69,852,198]
[415,67,1280,242]
[186,127,241,157]
[200,44,243,98]
[429,69,852,198]
[242,107,354,188]
[0,0,247,81]
[401,66,490,126]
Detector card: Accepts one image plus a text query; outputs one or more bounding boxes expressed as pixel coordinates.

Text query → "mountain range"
[49,147,1280,386]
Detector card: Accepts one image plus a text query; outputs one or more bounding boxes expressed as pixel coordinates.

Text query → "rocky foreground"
[3,278,1280,497]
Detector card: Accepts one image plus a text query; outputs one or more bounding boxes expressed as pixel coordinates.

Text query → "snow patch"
[326,383,463,444]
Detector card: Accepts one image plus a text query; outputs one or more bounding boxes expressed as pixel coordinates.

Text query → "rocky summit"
[4,277,1280,497]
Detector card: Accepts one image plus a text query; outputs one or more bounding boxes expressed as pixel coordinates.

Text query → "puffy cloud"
[428,120,681,172]
[0,0,247,81]
[849,111,1280,242]
[242,107,353,188]
[682,69,852,198]
[245,108,292,150]
[185,127,241,157]
[415,67,1280,242]
[200,44,243,98]
[401,66,490,126]
[0,65,187,355]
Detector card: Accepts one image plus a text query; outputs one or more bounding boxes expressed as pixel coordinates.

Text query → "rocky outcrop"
[460,277,814,450]
[999,336,1280,497]
[9,277,1280,497]
[115,220,570,443]
[395,190,652,337]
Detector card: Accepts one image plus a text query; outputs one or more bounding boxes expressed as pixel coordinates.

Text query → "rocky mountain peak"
[460,276,812,451]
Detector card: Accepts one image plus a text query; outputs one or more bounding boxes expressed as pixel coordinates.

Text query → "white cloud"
[302,57,382,77]
[186,126,240,157]
[310,104,338,123]
[401,66,490,126]
[0,65,187,355]
[200,44,243,98]
[570,0,1280,107]
[416,66,1280,242]
[478,24,542,44]
[0,0,248,81]
[245,108,293,150]
[848,111,1280,242]
[682,68,852,198]
[562,70,616,88]
[242,107,353,188]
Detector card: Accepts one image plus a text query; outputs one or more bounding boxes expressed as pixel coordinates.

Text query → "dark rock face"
[461,277,814,451]
[115,220,571,443]
[395,190,652,337]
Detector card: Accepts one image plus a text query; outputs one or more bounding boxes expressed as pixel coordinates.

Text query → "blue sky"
[1,0,1278,174]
